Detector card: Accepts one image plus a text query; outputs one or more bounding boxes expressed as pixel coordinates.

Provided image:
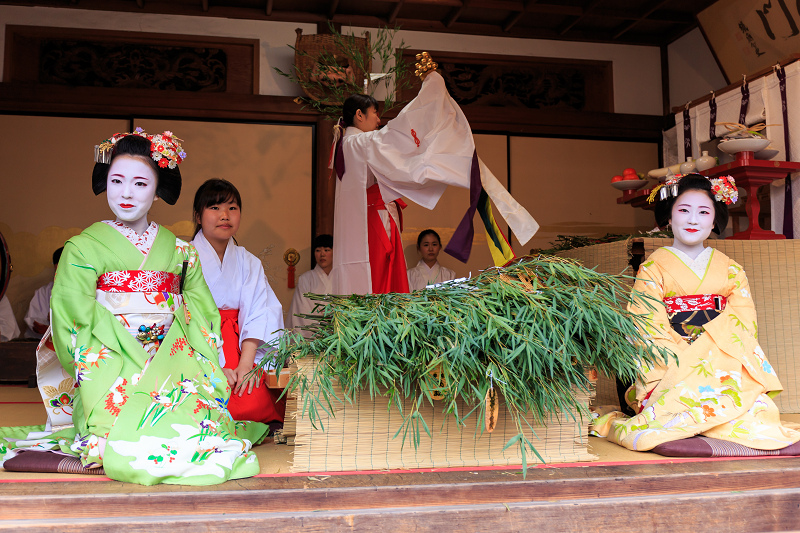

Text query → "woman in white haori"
[288,234,333,336]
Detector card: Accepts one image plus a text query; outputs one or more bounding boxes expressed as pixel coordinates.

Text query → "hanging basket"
[294,28,371,106]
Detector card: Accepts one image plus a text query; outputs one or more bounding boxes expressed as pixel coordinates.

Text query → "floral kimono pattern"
[607,247,800,451]
[0,222,268,485]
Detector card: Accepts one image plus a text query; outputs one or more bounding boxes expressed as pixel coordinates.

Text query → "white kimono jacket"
[331,71,538,295]
[191,230,283,365]
[0,295,20,342]
[407,260,457,291]
[288,264,333,334]
[24,281,52,339]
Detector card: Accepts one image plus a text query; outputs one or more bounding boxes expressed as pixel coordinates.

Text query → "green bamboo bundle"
[262,255,672,474]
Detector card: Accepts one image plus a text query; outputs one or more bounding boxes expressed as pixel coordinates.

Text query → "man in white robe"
[0,295,20,342]
[23,247,63,339]
[289,234,333,336]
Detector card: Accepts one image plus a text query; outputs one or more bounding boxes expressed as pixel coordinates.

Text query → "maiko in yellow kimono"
[606,247,800,452]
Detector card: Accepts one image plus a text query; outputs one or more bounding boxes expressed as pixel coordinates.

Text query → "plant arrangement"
[275,24,415,120]
[530,230,674,255]
[261,255,674,474]
[716,121,773,139]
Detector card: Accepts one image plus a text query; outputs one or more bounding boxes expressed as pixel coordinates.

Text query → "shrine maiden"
[407,229,456,291]
[191,178,285,427]
[330,66,538,295]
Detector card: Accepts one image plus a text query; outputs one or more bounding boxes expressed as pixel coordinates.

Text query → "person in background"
[0,294,20,342]
[191,178,285,429]
[407,229,456,291]
[23,247,63,339]
[288,234,333,336]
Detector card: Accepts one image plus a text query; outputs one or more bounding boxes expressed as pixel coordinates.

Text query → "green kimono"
[0,222,268,485]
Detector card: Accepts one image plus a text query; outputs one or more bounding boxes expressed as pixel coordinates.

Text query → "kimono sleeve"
[50,239,121,430]
[353,72,474,209]
[627,258,685,400]
[179,243,222,356]
[702,260,782,391]
[238,251,284,363]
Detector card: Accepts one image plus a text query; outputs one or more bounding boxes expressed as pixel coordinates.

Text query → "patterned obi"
[98,270,181,293]
[95,270,184,355]
[663,294,726,344]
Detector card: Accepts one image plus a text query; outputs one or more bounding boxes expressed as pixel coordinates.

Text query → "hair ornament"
[709,175,738,205]
[94,128,187,169]
[646,173,738,205]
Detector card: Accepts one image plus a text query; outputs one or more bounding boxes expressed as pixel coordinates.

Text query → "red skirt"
[219,309,285,424]
[366,183,409,294]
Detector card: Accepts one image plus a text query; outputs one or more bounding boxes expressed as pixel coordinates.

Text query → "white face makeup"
[106,155,158,234]
[670,189,715,258]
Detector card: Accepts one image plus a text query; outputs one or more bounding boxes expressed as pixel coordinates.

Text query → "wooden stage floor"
[2,385,800,532]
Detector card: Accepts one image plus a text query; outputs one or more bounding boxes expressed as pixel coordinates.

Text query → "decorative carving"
[37,39,228,91]
[401,50,613,112]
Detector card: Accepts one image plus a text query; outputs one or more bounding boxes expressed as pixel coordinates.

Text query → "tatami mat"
[0,386,798,483]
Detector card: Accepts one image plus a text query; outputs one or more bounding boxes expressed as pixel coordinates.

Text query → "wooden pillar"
[313,21,341,239]
[315,115,336,238]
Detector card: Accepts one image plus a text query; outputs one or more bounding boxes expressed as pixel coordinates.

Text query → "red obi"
[663,294,726,315]
[97,270,181,293]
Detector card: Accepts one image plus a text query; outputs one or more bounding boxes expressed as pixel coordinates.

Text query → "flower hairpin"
[94,128,187,169]
[647,174,738,205]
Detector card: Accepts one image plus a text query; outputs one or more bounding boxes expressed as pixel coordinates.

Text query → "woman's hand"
[232,364,260,397]
[222,367,237,387]
[230,338,261,397]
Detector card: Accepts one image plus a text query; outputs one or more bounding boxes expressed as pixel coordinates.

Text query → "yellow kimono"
[608,247,800,451]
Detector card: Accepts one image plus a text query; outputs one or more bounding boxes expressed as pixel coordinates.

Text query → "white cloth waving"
[332,71,537,295]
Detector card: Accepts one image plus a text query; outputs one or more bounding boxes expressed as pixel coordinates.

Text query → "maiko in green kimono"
[0,131,268,485]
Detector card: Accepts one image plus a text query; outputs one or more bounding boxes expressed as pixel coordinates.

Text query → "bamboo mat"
[288,359,597,473]
[559,238,800,413]
[0,387,798,482]
[556,239,633,407]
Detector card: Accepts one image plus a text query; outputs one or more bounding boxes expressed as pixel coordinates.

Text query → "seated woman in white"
[407,229,456,291]
[23,247,63,339]
[289,234,333,336]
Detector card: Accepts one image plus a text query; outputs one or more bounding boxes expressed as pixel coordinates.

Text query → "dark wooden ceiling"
[11,0,719,46]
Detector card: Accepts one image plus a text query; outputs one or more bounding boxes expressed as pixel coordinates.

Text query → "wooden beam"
[389,0,405,24]
[265,0,273,16]
[444,0,471,29]
[328,0,340,20]
[502,0,536,32]
[613,0,670,39]
[558,0,604,36]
